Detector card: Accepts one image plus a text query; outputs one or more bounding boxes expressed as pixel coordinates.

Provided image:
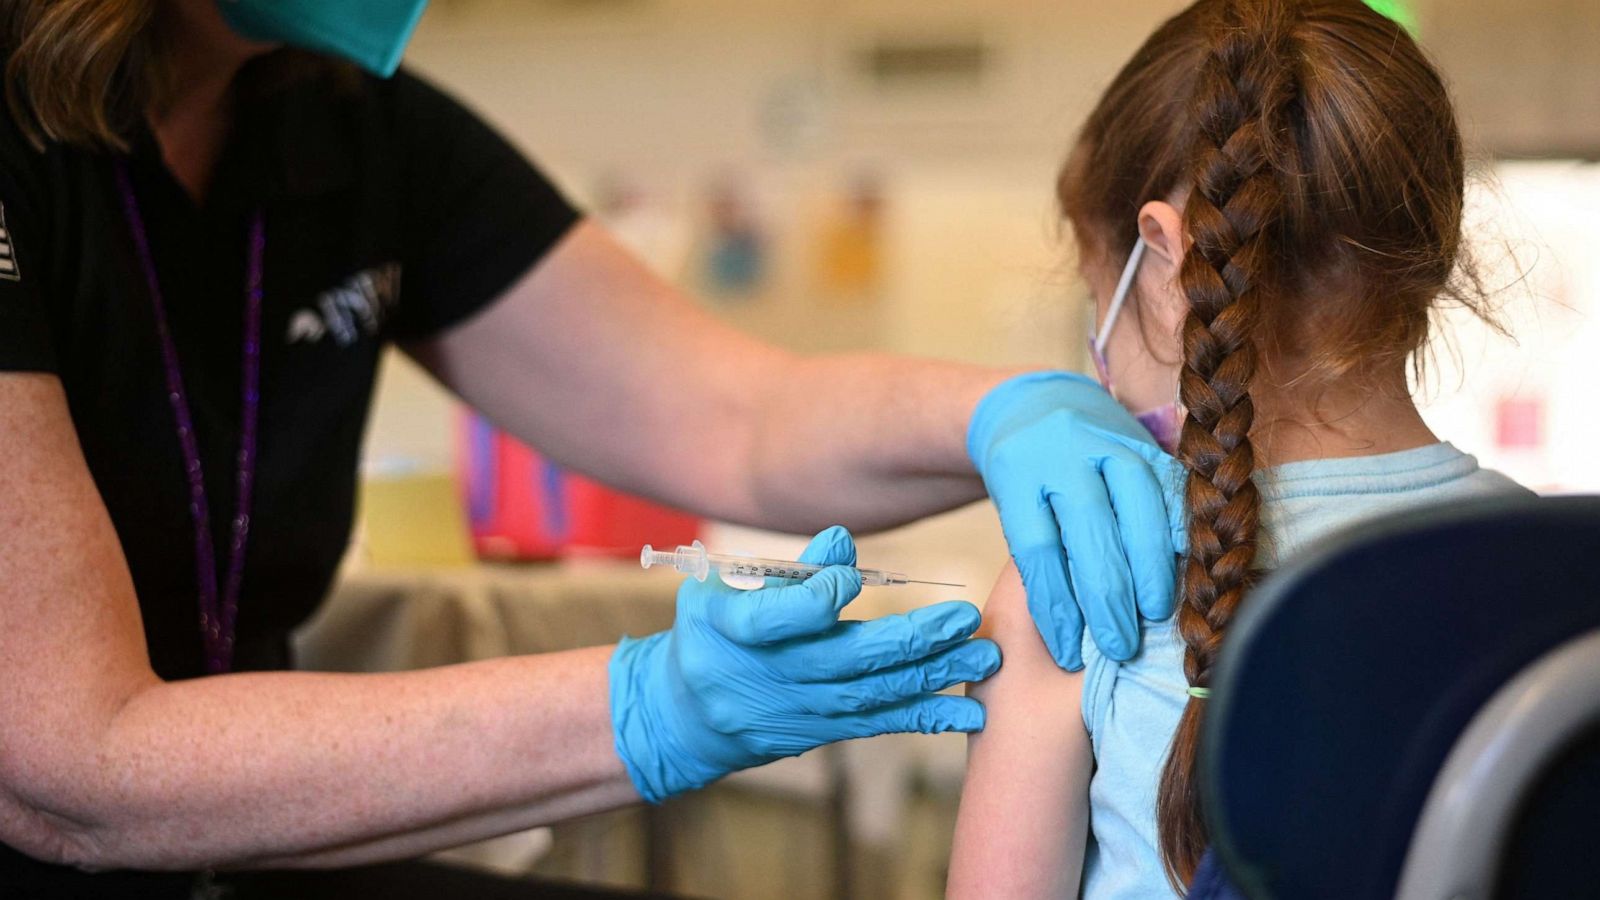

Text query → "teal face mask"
[216,0,430,77]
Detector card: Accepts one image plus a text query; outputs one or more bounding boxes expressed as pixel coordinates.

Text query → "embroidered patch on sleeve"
[0,202,19,282]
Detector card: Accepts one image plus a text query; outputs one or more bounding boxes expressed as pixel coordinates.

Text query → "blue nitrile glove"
[968,371,1187,671]
[609,526,1001,803]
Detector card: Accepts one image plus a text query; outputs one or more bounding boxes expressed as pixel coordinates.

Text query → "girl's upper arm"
[947,561,1094,899]
[0,373,157,852]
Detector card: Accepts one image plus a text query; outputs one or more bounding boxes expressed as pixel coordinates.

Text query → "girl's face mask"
[1087,238,1184,454]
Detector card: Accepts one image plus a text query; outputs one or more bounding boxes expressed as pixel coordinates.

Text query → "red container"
[458,413,701,561]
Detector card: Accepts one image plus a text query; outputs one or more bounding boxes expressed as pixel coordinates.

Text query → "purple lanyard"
[112,160,262,675]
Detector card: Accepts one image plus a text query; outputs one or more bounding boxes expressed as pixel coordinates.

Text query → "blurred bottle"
[457,413,701,561]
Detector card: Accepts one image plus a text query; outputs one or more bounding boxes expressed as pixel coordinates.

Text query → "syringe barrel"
[711,556,825,583]
[641,544,927,588]
[711,559,904,586]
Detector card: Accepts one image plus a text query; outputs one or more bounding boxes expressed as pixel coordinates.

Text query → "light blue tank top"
[1076,442,1530,899]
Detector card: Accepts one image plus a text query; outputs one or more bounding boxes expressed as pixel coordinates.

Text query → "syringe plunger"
[641,541,711,581]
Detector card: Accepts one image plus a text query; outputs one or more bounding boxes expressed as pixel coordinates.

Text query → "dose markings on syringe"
[724,562,811,579]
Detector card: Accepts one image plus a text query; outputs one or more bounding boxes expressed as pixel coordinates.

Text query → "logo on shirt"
[287,263,400,346]
[0,202,19,282]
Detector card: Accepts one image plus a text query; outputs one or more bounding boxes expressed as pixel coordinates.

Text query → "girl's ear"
[1136,199,1185,274]
[1136,199,1189,337]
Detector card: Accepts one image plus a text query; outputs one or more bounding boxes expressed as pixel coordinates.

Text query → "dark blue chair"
[1189,848,1248,900]
[1195,495,1600,900]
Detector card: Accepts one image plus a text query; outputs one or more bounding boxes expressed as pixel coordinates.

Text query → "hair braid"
[1155,0,1298,886]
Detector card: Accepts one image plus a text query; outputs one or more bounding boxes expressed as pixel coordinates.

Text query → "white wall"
[1419,162,1600,493]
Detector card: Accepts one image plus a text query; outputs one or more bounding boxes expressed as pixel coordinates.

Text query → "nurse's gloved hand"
[609,526,1000,803]
[969,371,1186,671]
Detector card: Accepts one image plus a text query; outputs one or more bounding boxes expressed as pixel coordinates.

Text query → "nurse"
[0,0,1178,895]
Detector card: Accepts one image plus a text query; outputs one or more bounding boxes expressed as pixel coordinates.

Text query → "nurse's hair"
[1,0,162,149]
[2,0,346,151]
[1058,0,1493,887]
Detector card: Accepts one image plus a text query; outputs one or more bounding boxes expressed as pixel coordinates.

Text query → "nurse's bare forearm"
[738,354,1030,533]
[11,646,637,871]
[249,780,632,870]
[415,223,1035,534]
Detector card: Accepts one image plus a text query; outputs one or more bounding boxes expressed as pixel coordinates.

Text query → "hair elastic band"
[1186,686,1211,699]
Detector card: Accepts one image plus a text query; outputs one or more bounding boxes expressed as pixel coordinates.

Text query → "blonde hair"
[3,0,167,151]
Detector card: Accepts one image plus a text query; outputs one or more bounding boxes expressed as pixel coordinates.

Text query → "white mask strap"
[1093,237,1147,356]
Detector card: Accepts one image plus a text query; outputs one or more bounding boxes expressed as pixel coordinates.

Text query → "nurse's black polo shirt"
[0,57,579,681]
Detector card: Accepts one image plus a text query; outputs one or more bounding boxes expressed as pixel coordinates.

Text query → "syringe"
[641,540,964,588]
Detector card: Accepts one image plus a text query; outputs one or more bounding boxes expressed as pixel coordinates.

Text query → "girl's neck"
[1249,370,1439,468]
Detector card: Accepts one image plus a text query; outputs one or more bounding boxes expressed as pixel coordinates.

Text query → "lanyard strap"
[112,160,263,674]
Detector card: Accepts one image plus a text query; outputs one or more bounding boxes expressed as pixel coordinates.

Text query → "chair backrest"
[1492,715,1600,897]
[1393,629,1600,900]
[1188,848,1249,900]
[1199,495,1600,900]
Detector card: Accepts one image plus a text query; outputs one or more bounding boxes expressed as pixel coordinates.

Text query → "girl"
[948,0,1531,896]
